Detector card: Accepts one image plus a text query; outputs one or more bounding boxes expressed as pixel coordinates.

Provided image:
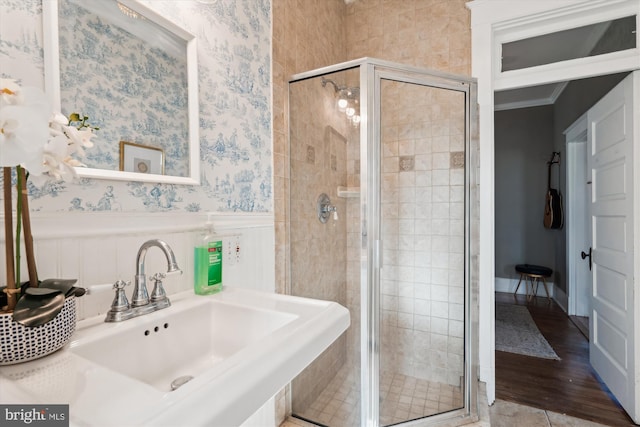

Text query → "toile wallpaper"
[58,0,190,177]
[0,0,272,213]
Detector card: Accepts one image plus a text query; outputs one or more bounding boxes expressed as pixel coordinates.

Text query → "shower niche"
[288,58,479,427]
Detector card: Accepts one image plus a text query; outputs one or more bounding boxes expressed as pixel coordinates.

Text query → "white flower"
[48,112,68,135]
[0,79,21,106]
[0,79,96,181]
[62,125,95,158]
[0,88,49,169]
[39,134,83,182]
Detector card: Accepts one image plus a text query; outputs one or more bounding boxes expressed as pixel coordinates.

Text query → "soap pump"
[193,223,223,295]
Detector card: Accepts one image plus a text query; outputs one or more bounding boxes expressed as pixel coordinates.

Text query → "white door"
[574,142,592,317]
[588,71,638,423]
[566,121,592,318]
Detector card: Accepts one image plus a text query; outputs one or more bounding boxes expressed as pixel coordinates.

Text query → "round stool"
[514,264,552,301]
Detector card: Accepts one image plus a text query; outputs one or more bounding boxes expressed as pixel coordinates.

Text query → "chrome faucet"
[132,239,182,307]
[102,239,182,322]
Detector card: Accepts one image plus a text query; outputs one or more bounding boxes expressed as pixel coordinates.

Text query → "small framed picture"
[119,141,164,175]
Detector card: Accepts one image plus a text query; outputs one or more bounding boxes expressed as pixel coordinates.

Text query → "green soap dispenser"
[194,225,223,295]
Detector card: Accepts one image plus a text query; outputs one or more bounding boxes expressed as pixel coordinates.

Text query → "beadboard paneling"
[1,212,275,321]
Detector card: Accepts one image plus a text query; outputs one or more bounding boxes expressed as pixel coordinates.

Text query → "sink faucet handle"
[113,280,129,290]
[149,273,168,303]
[150,272,166,281]
[110,280,130,312]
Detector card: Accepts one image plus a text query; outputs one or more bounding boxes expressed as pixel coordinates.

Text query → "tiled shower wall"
[345,0,471,75]
[379,81,466,386]
[271,0,347,422]
[289,73,351,413]
[272,0,473,422]
[273,0,472,298]
[342,0,471,388]
[272,0,347,298]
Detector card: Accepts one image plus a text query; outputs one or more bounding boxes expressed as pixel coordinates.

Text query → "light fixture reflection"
[117,2,144,20]
[322,77,361,127]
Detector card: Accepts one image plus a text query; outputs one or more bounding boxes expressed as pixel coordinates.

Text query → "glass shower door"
[289,66,363,427]
[375,75,468,426]
[288,58,477,427]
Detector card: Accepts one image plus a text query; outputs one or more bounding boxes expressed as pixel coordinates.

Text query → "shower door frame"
[289,57,479,427]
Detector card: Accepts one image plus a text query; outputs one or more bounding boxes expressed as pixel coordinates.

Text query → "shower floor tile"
[293,365,463,426]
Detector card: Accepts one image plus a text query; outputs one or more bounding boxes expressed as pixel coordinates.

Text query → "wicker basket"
[0,296,77,365]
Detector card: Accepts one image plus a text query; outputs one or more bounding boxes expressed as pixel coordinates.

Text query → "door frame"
[467,0,640,403]
[564,114,589,317]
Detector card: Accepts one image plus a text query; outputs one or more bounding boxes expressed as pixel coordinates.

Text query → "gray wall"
[494,73,629,294]
[551,73,628,293]
[494,105,556,279]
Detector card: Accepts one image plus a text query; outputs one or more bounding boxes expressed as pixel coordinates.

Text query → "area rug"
[495,303,560,360]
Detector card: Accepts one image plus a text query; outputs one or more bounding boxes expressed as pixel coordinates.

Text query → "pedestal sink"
[71,298,298,392]
[0,287,350,426]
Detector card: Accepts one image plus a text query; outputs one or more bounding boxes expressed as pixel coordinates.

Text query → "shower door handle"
[374,239,383,269]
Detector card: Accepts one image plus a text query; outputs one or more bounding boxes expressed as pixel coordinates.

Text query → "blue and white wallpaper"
[59,0,190,177]
[0,0,272,213]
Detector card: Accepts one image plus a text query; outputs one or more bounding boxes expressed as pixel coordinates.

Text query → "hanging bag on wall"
[543,152,564,229]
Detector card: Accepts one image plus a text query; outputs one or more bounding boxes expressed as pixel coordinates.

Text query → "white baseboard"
[495,277,554,298]
[553,285,568,313]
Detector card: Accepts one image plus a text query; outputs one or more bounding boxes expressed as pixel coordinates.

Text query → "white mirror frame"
[43,0,200,185]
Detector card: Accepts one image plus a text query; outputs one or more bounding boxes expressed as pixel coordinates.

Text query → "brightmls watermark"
[1,405,69,426]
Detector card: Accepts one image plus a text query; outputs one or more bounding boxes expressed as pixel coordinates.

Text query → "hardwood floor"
[570,315,590,340]
[495,292,635,426]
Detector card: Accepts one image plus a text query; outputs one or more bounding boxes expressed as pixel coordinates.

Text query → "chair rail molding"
[0,212,274,241]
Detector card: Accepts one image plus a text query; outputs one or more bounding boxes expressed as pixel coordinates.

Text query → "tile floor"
[288,365,463,426]
[488,399,611,427]
[378,372,463,425]
[281,396,611,427]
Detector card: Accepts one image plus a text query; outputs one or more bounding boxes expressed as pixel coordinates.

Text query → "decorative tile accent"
[450,152,465,169]
[331,154,337,171]
[306,145,316,164]
[399,156,415,172]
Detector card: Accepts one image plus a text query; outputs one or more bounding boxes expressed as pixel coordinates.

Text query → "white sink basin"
[0,287,350,427]
[71,299,297,392]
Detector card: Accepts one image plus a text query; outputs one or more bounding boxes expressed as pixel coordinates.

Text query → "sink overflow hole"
[171,375,194,391]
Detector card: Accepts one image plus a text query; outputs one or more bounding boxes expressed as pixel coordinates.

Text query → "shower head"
[321,78,360,126]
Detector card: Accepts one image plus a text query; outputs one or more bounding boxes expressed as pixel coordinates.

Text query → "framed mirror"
[43,0,200,185]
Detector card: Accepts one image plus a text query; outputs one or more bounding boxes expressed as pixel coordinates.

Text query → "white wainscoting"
[1,211,275,321]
